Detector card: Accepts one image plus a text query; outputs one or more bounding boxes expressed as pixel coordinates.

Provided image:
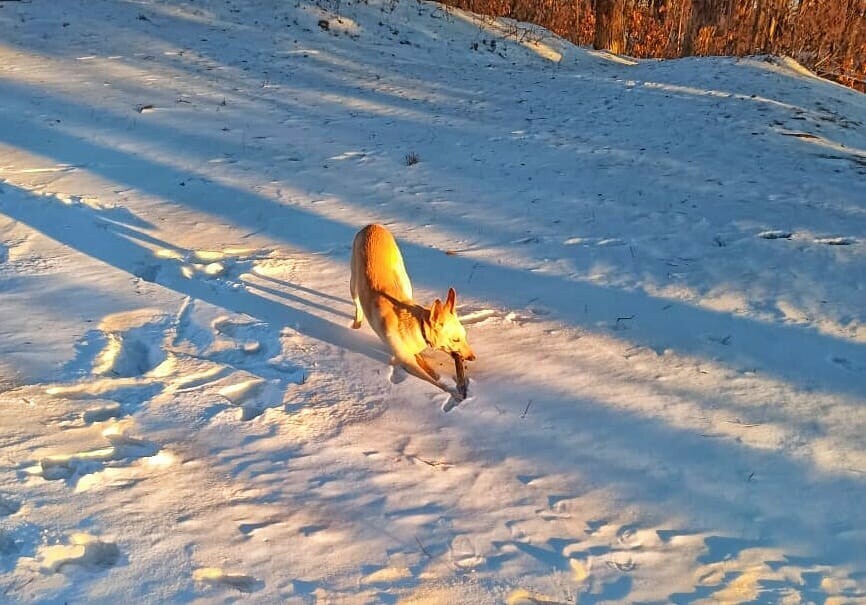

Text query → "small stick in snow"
[725,418,759,427]
[615,315,634,330]
[415,457,451,469]
[452,352,468,400]
[520,399,532,419]
[415,537,433,559]
[467,262,479,283]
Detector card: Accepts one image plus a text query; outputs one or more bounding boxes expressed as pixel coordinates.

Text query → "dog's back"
[349,224,473,402]
[351,224,412,306]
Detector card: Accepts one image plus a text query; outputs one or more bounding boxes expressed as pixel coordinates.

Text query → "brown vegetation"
[443,0,866,92]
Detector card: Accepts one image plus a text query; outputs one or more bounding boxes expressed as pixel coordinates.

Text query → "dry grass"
[442,0,866,92]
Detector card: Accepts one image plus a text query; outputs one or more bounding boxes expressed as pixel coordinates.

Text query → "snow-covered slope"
[1,0,865,602]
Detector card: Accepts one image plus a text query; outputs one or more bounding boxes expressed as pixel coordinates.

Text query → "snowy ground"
[1,0,865,602]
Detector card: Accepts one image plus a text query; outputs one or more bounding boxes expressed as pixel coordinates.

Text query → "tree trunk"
[683,0,707,55]
[683,0,732,55]
[593,0,627,54]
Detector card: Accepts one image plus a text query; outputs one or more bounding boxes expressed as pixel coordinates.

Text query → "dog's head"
[427,287,475,361]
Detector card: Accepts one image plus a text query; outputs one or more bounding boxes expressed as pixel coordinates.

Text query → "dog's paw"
[441,383,469,412]
[442,393,461,413]
[388,364,408,384]
[443,379,474,412]
[351,320,362,329]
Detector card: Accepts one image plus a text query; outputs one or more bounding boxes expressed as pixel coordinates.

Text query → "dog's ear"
[445,287,456,314]
[430,298,443,323]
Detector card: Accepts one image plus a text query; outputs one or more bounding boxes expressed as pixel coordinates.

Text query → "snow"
[1,0,865,602]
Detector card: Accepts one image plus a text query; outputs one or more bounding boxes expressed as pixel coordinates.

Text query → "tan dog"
[350,224,475,400]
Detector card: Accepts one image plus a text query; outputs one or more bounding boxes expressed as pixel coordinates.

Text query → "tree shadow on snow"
[0,86,862,402]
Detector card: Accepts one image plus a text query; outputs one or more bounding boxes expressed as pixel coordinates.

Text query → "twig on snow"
[415,537,433,559]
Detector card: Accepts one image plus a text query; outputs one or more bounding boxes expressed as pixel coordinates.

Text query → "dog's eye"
[451,337,460,343]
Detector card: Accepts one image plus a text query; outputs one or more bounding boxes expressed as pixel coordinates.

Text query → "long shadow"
[0,183,389,366]
[5,21,865,243]
[0,89,864,400]
[134,42,866,236]
[446,373,866,596]
[253,271,350,307]
[2,7,866,601]
[195,358,866,600]
[4,141,866,587]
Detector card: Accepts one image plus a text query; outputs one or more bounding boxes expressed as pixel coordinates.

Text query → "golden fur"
[350,224,475,400]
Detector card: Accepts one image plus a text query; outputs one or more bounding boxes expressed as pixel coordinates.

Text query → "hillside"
[1,0,865,603]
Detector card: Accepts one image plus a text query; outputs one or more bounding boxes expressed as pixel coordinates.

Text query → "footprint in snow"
[216,376,283,421]
[0,494,21,517]
[170,247,273,286]
[27,422,164,490]
[585,519,609,535]
[97,332,165,377]
[815,236,855,246]
[505,587,572,605]
[615,524,644,550]
[209,316,271,365]
[450,535,485,570]
[134,247,277,293]
[82,401,123,424]
[0,521,43,572]
[171,302,306,422]
[361,566,413,585]
[758,230,792,240]
[70,310,171,379]
[193,567,263,593]
[177,305,303,382]
[38,533,120,572]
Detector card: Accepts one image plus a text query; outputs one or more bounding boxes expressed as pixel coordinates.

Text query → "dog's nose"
[465,350,476,362]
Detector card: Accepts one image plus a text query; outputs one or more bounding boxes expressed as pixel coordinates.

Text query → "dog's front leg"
[392,353,461,400]
[412,354,440,383]
[414,354,463,401]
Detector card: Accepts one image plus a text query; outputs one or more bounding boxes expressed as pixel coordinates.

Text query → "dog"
[350,224,475,400]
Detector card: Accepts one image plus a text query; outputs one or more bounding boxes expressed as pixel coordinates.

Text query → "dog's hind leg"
[349,272,364,329]
[387,357,409,384]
